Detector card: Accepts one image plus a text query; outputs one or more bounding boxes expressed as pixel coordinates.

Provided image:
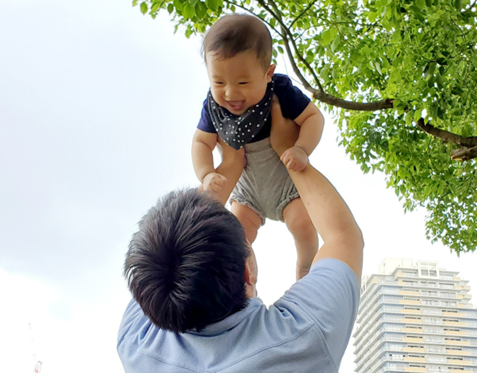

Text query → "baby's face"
[206,51,275,116]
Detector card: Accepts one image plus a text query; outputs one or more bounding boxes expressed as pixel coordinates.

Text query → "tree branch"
[256,0,322,88]
[451,146,477,161]
[313,93,394,110]
[416,118,477,161]
[223,0,282,35]
[290,0,320,28]
[416,119,477,147]
[256,0,396,111]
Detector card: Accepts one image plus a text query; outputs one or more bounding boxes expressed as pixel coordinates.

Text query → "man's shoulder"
[273,259,360,369]
[274,258,360,334]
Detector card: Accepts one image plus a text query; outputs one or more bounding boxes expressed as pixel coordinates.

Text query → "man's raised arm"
[270,99,364,282]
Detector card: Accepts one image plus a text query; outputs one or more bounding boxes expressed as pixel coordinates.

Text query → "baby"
[192,13,325,279]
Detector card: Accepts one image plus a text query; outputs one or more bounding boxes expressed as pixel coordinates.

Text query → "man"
[117,100,364,372]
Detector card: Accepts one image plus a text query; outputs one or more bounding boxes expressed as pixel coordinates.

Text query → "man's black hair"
[124,188,249,333]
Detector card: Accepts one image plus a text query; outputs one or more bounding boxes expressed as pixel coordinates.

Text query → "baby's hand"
[202,172,228,194]
[280,146,308,172]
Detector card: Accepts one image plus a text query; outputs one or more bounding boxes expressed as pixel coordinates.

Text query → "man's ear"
[266,64,276,82]
[244,258,257,286]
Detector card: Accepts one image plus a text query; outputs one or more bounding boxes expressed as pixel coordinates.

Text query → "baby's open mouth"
[227,101,245,112]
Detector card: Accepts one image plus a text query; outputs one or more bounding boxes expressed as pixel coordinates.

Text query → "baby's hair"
[202,13,272,70]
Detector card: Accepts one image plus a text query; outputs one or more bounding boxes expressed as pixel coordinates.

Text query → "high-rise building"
[354,258,477,373]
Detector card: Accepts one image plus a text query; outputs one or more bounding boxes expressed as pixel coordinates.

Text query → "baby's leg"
[283,198,318,280]
[231,201,262,244]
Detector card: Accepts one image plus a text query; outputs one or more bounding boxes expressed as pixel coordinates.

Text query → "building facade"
[354,258,477,373]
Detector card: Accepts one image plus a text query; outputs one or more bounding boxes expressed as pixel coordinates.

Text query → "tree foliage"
[136,0,477,254]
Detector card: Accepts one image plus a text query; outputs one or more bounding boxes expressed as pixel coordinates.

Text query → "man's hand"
[280,146,308,172]
[202,172,228,194]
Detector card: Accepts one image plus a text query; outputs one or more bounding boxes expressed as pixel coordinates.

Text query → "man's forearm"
[288,165,360,241]
[287,164,363,279]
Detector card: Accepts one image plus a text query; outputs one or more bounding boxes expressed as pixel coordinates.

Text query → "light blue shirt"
[117,259,360,373]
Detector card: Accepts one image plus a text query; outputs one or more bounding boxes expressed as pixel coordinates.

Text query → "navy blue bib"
[207,80,274,150]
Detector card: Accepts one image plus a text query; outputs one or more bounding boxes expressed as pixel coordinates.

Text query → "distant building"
[354,258,477,373]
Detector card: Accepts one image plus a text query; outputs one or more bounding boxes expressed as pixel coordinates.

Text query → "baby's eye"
[214,81,224,85]
[239,82,248,85]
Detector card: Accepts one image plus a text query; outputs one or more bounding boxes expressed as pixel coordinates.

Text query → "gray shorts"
[230,137,299,224]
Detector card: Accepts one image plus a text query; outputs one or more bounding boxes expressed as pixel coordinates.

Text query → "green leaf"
[183,3,195,19]
[405,111,413,125]
[414,109,422,122]
[151,1,161,14]
[321,28,338,46]
[331,35,340,53]
[195,2,207,18]
[167,3,174,13]
[416,0,426,9]
[206,0,222,11]
[390,31,401,43]
[132,0,138,6]
[140,2,148,14]
[173,0,183,11]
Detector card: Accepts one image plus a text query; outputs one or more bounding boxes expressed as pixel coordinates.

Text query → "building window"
[441,292,456,298]
[408,345,424,349]
[446,347,462,351]
[405,325,423,330]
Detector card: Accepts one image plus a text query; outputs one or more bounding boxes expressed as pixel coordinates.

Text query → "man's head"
[124,189,255,333]
[202,13,275,115]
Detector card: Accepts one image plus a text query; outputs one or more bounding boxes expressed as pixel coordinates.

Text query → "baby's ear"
[266,64,276,82]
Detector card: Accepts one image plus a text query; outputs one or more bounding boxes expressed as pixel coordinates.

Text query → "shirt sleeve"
[273,74,311,120]
[197,97,217,134]
[276,259,360,367]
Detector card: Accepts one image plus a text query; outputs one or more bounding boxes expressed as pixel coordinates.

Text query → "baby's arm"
[192,129,245,205]
[192,128,220,183]
[280,102,324,172]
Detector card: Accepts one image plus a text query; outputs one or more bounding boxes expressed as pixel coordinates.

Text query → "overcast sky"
[1,1,476,372]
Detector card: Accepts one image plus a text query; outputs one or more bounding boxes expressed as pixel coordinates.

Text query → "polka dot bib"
[207,79,274,150]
